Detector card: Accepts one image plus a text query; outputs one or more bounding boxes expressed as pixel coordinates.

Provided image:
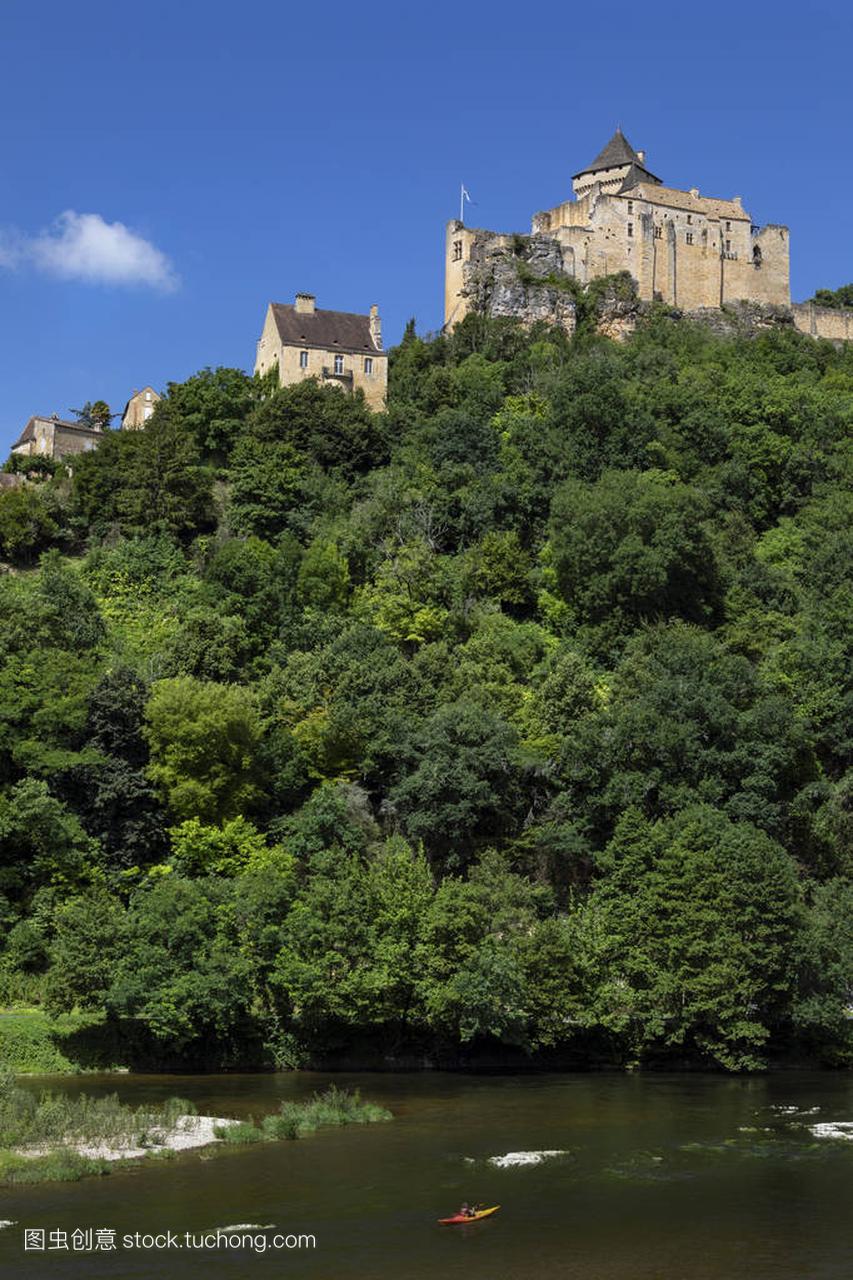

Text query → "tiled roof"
[270,304,382,354]
[627,183,750,220]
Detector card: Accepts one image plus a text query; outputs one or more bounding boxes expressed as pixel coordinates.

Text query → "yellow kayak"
[438,1205,500,1225]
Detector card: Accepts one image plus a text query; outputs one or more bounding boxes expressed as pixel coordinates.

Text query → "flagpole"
[460,182,464,224]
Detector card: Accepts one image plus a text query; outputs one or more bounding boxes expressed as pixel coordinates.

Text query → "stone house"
[445,129,847,342]
[121,386,161,429]
[10,414,104,462]
[255,293,387,411]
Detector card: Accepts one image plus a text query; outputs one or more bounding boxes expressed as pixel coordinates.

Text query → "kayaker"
[459,1202,477,1218]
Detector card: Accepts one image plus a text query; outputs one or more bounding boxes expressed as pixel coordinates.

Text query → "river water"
[2,1071,851,1278]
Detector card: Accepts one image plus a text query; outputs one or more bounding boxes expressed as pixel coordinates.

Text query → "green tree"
[162,367,255,458]
[390,701,525,868]
[144,677,264,823]
[550,469,720,649]
[585,807,803,1070]
[0,487,58,564]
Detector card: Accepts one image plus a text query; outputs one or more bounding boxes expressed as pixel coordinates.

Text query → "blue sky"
[1,0,850,453]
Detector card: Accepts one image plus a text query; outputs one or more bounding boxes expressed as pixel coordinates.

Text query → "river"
[2,1071,851,1278]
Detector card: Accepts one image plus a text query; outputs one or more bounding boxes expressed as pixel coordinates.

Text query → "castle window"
[627,222,633,238]
[627,201,633,214]
[725,239,731,253]
[453,239,463,261]
[686,232,693,245]
[334,354,344,375]
[753,245,762,268]
[654,225,662,239]
[299,350,309,369]
[687,214,692,224]
[364,357,373,374]
[702,230,708,246]
[725,220,731,231]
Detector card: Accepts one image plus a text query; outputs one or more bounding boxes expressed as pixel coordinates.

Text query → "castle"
[445,130,853,342]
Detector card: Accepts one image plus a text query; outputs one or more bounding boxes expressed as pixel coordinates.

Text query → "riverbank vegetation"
[215,1086,392,1143]
[0,1072,189,1182]
[0,307,851,1072]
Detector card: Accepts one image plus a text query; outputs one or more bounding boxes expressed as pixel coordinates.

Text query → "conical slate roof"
[572,128,660,182]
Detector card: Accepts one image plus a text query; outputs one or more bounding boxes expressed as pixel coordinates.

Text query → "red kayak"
[438,1205,500,1225]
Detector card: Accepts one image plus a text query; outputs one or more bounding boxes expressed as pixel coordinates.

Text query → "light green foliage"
[144,676,264,822]
[168,816,283,876]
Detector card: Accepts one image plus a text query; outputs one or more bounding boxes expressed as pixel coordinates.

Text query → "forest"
[0,302,850,1073]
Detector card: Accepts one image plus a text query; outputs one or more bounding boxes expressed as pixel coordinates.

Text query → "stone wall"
[791,302,853,343]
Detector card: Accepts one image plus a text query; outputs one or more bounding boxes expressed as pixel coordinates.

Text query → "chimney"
[294,292,316,314]
[636,149,646,163]
[733,195,742,207]
[369,303,382,350]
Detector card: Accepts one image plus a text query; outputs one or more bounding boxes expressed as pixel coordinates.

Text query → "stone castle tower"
[445,129,793,330]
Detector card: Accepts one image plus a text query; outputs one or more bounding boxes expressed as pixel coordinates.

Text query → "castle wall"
[791,302,853,342]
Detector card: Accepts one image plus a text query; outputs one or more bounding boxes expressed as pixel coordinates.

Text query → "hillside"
[0,309,851,1072]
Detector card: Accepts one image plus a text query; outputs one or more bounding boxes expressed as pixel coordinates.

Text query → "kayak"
[438,1205,500,1225]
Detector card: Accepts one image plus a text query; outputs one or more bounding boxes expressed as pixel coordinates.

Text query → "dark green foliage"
[247,379,386,476]
[0,487,59,564]
[550,470,720,649]
[809,283,853,309]
[0,313,849,1071]
[161,367,255,458]
[390,701,525,869]
[585,807,803,1069]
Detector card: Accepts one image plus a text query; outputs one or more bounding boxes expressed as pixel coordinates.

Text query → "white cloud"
[0,211,178,291]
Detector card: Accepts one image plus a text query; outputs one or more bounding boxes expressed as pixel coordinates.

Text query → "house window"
[334,354,344,375]
[143,406,154,420]
[654,225,662,239]
[299,350,309,369]
[725,239,731,253]
[364,357,373,374]
[627,201,633,214]
[452,239,463,261]
[686,232,693,245]
[725,220,731,231]
[144,390,152,401]
[627,222,633,238]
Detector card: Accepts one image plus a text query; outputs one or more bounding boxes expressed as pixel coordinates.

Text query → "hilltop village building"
[11,386,161,464]
[121,386,161,430]
[10,414,105,462]
[445,129,816,332]
[254,294,388,411]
